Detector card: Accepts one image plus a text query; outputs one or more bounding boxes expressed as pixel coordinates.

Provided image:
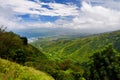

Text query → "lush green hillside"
[0,29,85,80]
[0,58,54,80]
[0,29,56,79]
[1,27,119,80]
[0,31,48,65]
[84,45,120,80]
[31,30,120,63]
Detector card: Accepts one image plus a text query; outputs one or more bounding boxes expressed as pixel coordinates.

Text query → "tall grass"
[0,58,54,80]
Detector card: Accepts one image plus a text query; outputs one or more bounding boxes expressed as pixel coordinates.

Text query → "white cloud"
[0,0,79,16]
[24,22,53,28]
[51,1,120,32]
[85,0,120,10]
[17,1,120,32]
[0,6,24,30]
[0,0,120,33]
[0,0,79,30]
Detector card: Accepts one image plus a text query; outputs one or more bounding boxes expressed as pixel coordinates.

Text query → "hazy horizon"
[0,0,120,37]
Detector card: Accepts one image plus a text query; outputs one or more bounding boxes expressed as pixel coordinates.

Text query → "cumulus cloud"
[0,0,79,16]
[51,1,120,32]
[77,2,120,29]
[0,0,79,30]
[0,5,24,30]
[29,1,120,33]
[0,0,120,32]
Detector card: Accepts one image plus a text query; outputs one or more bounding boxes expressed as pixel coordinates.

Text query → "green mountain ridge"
[0,28,120,80]
[31,30,120,63]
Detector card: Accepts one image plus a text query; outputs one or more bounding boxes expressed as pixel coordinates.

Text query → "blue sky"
[17,0,81,22]
[0,0,120,32]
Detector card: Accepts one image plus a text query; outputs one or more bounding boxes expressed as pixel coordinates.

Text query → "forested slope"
[0,27,120,80]
[32,30,120,62]
[0,29,56,79]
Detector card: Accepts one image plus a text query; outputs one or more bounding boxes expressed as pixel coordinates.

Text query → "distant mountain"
[14,27,100,39]
[31,30,120,63]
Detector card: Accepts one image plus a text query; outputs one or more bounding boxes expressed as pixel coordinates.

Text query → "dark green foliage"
[20,37,28,45]
[59,60,72,70]
[0,32,23,60]
[13,49,27,64]
[56,71,74,80]
[84,45,120,80]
